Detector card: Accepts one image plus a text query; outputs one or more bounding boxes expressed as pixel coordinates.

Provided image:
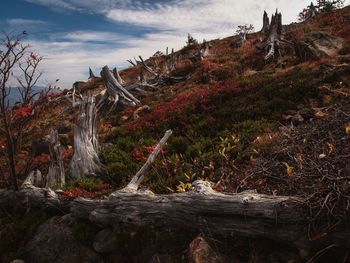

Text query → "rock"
[295,32,344,61]
[93,229,117,253]
[188,236,222,263]
[26,215,104,263]
[57,121,72,134]
[319,154,327,159]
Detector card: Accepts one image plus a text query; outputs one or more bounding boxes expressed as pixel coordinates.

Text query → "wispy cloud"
[6,18,48,26]
[58,31,131,44]
[28,31,187,88]
[16,0,350,89]
[23,0,80,11]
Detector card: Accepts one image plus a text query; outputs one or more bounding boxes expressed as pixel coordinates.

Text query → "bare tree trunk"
[46,129,65,189]
[6,134,18,190]
[69,95,102,180]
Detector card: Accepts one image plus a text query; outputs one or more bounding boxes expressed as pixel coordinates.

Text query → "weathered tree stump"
[257,10,292,60]
[46,129,65,188]
[69,95,102,180]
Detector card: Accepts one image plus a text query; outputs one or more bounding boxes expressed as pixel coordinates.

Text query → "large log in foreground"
[1,130,349,255]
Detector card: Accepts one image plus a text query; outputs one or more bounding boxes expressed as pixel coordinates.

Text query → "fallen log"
[1,130,350,255]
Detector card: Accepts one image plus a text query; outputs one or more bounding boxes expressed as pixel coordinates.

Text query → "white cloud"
[6,18,47,26]
[58,31,131,43]
[24,0,80,11]
[19,0,350,88]
[28,31,187,89]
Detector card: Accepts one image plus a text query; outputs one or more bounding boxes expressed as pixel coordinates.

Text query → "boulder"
[26,215,104,263]
[295,32,344,61]
[93,229,117,253]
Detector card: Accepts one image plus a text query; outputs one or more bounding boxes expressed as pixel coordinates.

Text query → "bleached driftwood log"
[46,129,65,188]
[69,95,102,180]
[257,10,292,60]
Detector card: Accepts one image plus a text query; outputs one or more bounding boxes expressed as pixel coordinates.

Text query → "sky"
[1,0,349,89]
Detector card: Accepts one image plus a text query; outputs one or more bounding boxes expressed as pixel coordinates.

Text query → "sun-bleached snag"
[46,129,65,189]
[69,95,102,180]
[98,65,141,111]
[257,10,292,60]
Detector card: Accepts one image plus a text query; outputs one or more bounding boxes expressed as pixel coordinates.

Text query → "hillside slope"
[1,5,350,263]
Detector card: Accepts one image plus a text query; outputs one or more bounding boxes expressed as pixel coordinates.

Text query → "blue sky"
[1,0,349,88]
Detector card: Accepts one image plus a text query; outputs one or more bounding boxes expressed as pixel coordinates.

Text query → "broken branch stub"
[121,129,173,192]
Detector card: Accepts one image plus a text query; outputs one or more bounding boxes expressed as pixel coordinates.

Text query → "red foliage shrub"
[14,105,33,118]
[62,182,112,200]
[133,144,167,162]
[62,187,97,200]
[127,83,244,131]
[201,59,219,71]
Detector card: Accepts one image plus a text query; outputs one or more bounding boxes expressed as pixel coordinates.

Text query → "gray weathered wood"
[112,67,125,85]
[257,10,291,60]
[69,95,102,180]
[122,130,172,192]
[98,65,140,111]
[46,129,65,189]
